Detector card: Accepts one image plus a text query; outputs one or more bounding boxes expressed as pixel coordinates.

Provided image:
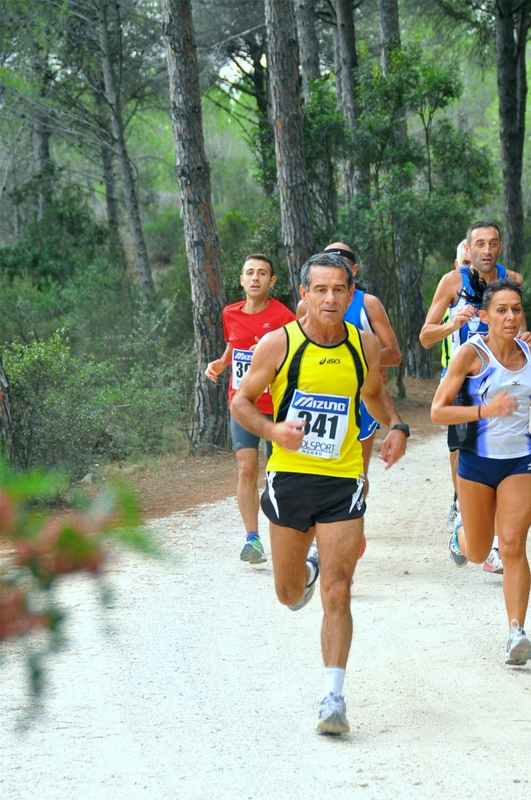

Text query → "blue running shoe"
[448,514,468,567]
[240,534,267,564]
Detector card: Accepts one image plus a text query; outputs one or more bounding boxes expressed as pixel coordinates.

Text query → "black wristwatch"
[390,422,410,438]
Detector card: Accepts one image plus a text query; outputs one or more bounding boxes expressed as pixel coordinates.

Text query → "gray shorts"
[230,413,273,458]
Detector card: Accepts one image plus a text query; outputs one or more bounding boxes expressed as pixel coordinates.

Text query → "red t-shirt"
[223,297,295,413]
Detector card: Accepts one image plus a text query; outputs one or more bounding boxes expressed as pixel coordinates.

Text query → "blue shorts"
[230,413,273,458]
[457,450,531,489]
[359,401,380,441]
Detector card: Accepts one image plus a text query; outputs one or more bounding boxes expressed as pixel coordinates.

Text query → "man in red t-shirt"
[206,254,295,563]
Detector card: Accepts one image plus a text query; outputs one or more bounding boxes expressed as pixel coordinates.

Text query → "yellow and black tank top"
[267,320,368,478]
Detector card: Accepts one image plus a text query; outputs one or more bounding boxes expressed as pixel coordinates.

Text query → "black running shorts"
[261,471,366,532]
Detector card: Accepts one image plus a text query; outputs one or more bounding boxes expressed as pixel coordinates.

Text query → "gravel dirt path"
[1,431,531,800]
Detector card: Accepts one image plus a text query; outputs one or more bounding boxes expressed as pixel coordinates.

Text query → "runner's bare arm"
[419,272,476,349]
[205,342,232,383]
[431,345,518,424]
[359,333,407,468]
[363,294,401,367]
[231,330,306,451]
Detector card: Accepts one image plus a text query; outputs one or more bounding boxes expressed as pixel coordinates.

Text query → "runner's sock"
[324,666,346,697]
[246,531,259,542]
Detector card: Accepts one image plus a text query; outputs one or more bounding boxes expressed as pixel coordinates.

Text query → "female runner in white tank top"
[431,281,531,666]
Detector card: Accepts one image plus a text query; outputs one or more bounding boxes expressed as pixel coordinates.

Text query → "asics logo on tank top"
[319,357,341,365]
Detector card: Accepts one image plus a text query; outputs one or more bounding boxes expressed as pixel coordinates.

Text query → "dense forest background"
[1,0,531,479]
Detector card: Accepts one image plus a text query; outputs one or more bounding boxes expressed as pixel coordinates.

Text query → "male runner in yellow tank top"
[232,253,409,735]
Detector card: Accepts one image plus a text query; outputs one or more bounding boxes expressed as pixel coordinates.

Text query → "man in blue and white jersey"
[420,221,524,574]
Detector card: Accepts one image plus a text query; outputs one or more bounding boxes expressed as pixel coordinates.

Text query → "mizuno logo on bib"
[286,389,350,459]
[232,349,253,389]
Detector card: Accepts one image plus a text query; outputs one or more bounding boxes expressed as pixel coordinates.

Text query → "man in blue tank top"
[420,221,524,574]
[325,243,401,482]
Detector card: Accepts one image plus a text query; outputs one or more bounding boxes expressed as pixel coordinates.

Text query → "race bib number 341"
[232,349,253,390]
[286,389,350,459]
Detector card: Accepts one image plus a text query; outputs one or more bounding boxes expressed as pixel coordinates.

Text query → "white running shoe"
[505,621,531,665]
[289,542,319,611]
[448,514,468,567]
[483,547,503,574]
[317,693,350,735]
[445,500,459,534]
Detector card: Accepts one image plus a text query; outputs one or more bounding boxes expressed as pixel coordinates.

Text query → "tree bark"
[265,0,314,308]
[32,56,53,220]
[334,0,370,204]
[496,0,528,270]
[98,0,154,296]
[0,355,12,462]
[378,0,430,385]
[377,0,400,73]
[101,139,121,228]
[377,0,407,142]
[162,0,229,450]
[293,0,320,102]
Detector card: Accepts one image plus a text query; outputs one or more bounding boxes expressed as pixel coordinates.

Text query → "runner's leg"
[235,447,259,534]
[455,476,496,563]
[269,522,313,607]
[317,517,364,668]
[496,474,531,627]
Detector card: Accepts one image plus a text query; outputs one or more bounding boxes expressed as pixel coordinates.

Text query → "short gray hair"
[455,239,468,264]
[300,253,354,291]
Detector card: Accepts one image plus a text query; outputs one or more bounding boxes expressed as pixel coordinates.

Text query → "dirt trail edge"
[1,432,530,800]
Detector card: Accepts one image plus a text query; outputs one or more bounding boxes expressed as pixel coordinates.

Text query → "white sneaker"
[289,542,319,611]
[505,621,531,665]
[445,500,459,533]
[483,547,503,574]
[317,693,350,734]
[448,514,468,567]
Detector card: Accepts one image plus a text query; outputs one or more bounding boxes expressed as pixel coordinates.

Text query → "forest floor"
[2,377,531,800]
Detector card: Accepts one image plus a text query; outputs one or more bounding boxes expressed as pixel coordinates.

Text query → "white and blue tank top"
[452,334,531,459]
[343,289,372,333]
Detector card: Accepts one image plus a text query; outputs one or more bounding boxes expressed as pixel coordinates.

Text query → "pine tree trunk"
[0,355,12,462]
[293,0,320,102]
[32,57,53,221]
[378,0,430,382]
[334,0,370,204]
[162,0,229,450]
[98,1,154,296]
[496,0,528,270]
[265,0,314,308]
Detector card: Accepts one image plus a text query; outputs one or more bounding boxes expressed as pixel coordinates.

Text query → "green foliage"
[0,184,110,283]
[3,330,196,478]
[219,199,293,309]
[303,79,350,236]
[144,207,185,266]
[344,47,493,285]
[4,332,120,476]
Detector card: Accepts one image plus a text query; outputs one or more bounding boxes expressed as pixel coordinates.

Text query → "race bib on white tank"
[232,349,253,390]
[286,389,350,459]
